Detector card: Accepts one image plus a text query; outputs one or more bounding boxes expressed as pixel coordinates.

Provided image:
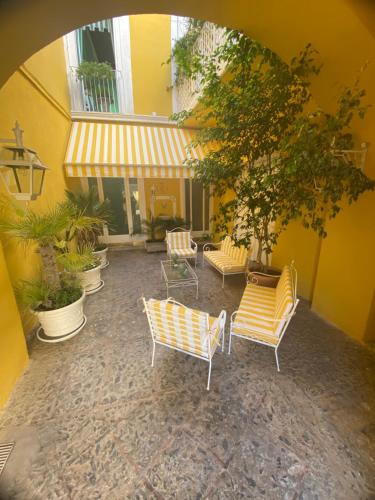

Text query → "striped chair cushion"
[204,251,247,273]
[146,299,220,359]
[167,231,191,250]
[171,248,196,257]
[221,236,233,254]
[232,265,294,342]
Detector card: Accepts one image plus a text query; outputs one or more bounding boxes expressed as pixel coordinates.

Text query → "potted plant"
[65,187,113,269]
[76,61,115,112]
[142,212,167,253]
[142,213,187,253]
[57,246,103,295]
[0,201,99,342]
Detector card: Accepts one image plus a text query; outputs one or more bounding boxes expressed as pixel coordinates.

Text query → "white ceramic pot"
[35,292,86,339]
[92,246,109,269]
[77,264,103,294]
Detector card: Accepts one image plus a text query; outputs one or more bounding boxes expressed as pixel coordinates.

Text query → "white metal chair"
[143,297,226,390]
[166,227,198,267]
[229,262,299,371]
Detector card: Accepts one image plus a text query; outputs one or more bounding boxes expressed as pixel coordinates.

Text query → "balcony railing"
[173,23,227,114]
[68,66,122,113]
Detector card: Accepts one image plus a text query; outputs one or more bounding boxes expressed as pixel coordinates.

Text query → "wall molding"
[17,65,71,121]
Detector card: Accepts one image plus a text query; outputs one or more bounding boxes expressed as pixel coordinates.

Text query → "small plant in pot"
[57,246,103,295]
[142,212,167,253]
[0,201,99,342]
[65,187,113,269]
[76,61,116,112]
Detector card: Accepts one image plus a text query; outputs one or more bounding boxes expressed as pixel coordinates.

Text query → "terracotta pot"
[248,263,281,288]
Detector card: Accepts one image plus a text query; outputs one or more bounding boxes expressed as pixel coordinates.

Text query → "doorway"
[88,177,143,243]
[184,179,212,236]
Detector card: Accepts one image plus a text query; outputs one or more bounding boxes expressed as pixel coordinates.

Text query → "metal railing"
[68,66,122,113]
[173,23,227,114]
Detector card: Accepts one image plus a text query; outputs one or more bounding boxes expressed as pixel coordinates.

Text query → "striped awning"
[64,121,204,179]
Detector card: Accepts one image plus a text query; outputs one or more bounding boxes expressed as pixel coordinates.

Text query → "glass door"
[184,180,211,236]
[102,178,129,236]
[88,177,143,243]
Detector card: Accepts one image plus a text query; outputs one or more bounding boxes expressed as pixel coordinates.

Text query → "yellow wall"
[311,193,375,341]
[0,38,70,407]
[272,223,321,301]
[130,15,172,116]
[0,243,28,408]
[144,179,181,218]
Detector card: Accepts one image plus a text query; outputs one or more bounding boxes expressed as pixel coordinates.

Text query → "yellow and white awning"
[64,121,204,179]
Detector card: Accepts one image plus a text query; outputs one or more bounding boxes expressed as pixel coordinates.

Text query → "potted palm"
[0,202,100,342]
[142,213,167,253]
[65,187,113,269]
[142,213,187,253]
[57,246,103,295]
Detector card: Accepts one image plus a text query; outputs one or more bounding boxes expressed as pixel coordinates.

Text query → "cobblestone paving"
[0,249,374,499]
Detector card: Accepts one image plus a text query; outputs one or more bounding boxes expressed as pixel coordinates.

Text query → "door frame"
[82,177,146,244]
[181,179,213,236]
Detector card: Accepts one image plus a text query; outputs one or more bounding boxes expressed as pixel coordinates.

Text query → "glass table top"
[161,259,198,283]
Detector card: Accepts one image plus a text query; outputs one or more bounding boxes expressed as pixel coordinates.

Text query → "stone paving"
[0,249,374,499]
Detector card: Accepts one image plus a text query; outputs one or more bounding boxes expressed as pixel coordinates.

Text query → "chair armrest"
[203,242,220,251]
[191,239,198,251]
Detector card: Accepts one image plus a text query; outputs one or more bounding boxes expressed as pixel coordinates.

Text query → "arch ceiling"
[0,0,373,92]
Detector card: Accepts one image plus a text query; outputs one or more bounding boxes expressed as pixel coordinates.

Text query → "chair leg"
[222,274,225,288]
[207,360,212,390]
[274,347,280,372]
[228,332,233,354]
[221,330,225,352]
[151,342,156,367]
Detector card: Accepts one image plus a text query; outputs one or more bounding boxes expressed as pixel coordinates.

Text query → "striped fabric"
[172,248,196,257]
[64,121,205,179]
[167,231,190,250]
[146,299,220,359]
[205,236,248,273]
[232,265,294,342]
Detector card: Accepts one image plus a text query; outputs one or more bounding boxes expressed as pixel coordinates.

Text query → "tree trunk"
[256,237,263,267]
[39,244,60,289]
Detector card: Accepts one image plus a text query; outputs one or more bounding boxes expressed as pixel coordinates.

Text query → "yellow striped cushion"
[228,244,248,267]
[204,251,247,273]
[167,231,191,250]
[275,266,294,322]
[147,299,220,358]
[221,236,232,255]
[232,264,294,341]
[171,248,196,257]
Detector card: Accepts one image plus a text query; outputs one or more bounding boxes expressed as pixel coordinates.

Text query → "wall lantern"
[0,122,48,201]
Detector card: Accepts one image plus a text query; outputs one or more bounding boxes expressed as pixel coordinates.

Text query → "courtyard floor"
[0,249,374,499]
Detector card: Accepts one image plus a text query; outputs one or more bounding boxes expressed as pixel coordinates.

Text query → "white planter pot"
[92,247,109,269]
[35,292,86,342]
[77,264,103,294]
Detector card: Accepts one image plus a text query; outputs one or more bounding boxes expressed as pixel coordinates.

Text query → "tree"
[172,29,374,267]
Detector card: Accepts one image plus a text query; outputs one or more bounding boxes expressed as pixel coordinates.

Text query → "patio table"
[160,258,199,299]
